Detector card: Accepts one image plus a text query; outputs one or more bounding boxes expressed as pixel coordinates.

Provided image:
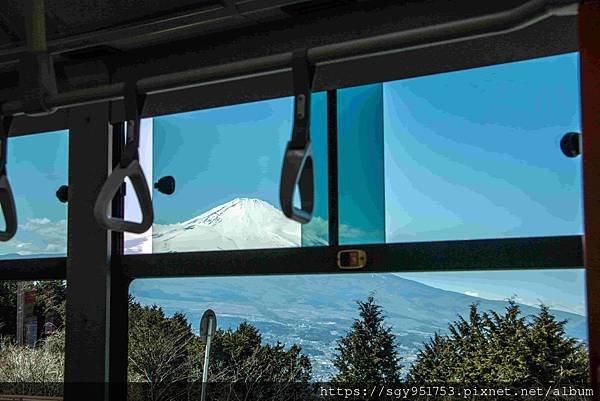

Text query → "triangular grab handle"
[279,49,315,224]
[94,83,154,234]
[0,116,17,242]
[93,159,154,234]
[0,174,17,241]
[280,141,314,223]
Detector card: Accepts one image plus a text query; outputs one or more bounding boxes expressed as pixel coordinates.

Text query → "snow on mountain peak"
[184,198,281,227]
[151,198,301,253]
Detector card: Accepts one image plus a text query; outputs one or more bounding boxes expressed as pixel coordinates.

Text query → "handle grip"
[279,142,314,224]
[0,174,17,241]
[94,159,153,234]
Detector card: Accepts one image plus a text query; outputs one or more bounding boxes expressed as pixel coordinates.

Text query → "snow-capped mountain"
[151,198,301,253]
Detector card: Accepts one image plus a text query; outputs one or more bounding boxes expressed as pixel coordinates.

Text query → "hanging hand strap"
[0,116,17,241]
[279,50,315,224]
[20,0,57,116]
[93,83,154,234]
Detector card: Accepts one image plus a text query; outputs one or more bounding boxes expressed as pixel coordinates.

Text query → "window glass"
[0,131,68,259]
[302,92,329,246]
[383,53,582,242]
[338,84,385,245]
[128,268,587,390]
[338,53,582,244]
[125,95,328,254]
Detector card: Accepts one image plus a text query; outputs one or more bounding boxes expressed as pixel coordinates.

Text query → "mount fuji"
[152,198,300,252]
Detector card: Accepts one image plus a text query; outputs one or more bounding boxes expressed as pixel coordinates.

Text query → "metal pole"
[23,0,47,52]
[108,122,130,401]
[201,318,214,401]
[16,282,23,346]
[327,90,339,247]
[0,0,577,117]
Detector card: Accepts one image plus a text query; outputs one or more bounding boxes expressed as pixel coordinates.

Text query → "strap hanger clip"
[279,49,315,224]
[93,83,154,234]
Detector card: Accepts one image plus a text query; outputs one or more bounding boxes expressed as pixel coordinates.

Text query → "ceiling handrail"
[19,0,57,116]
[0,0,577,117]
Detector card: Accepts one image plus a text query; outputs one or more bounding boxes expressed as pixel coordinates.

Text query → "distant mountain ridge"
[132,273,586,380]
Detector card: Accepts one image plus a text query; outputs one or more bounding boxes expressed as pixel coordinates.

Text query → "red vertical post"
[581,0,600,392]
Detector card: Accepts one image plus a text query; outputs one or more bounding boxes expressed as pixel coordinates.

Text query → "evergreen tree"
[332,295,402,384]
[482,301,530,383]
[407,302,589,386]
[525,305,588,386]
[406,333,452,383]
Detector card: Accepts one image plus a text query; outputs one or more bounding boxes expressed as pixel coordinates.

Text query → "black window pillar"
[64,102,114,400]
[108,122,130,400]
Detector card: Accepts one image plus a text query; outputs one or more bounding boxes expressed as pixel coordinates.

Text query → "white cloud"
[124,230,153,254]
[299,216,372,245]
[0,218,67,256]
[22,217,51,228]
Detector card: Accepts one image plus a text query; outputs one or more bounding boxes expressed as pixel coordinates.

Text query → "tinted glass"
[125,95,328,254]
[0,131,68,259]
[338,84,385,245]
[129,269,587,386]
[384,53,582,242]
[338,54,582,244]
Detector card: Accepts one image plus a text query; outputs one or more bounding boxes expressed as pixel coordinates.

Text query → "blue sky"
[150,93,329,227]
[396,269,585,315]
[151,98,293,224]
[383,53,582,242]
[0,130,68,256]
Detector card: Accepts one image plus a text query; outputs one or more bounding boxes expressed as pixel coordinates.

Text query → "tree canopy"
[128,300,313,401]
[332,295,402,384]
[407,301,589,386]
[0,284,591,400]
